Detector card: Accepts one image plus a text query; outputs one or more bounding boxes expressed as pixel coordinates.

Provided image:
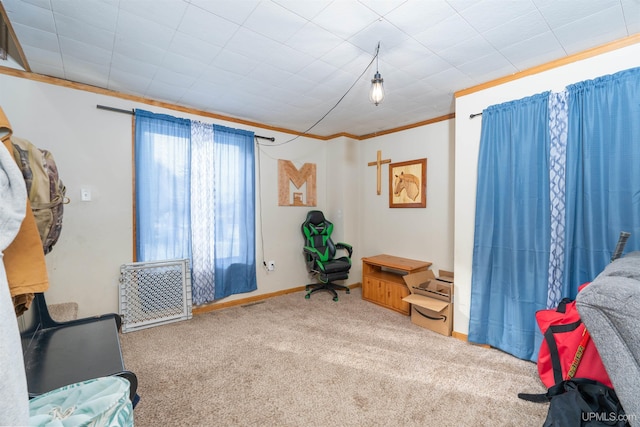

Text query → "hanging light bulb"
[369,42,384,106]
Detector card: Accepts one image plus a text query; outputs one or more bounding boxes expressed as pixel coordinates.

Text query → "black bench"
[19,293,138,403]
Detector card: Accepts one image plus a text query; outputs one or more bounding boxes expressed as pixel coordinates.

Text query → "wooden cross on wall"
[367,150,391,195]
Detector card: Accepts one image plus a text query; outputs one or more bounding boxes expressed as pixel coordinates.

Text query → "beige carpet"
[47,302,78,322]
[120,287,548,426]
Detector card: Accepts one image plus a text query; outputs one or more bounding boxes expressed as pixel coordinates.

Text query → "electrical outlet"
[81,187,91,201]
[267,260,275,271]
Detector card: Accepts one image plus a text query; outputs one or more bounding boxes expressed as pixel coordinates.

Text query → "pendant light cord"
[259,42,380,146]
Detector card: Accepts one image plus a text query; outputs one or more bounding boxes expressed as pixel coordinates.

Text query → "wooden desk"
[361,254,432,315]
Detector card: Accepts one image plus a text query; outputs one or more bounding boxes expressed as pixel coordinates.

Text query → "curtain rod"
[96,104,275,141]
[469,112,483,119]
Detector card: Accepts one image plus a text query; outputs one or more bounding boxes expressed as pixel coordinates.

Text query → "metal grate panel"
[119,259,192,333]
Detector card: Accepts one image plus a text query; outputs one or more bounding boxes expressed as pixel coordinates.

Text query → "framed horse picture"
[389,158,427,208]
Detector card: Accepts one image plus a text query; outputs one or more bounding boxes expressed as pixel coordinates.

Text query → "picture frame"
[389,158,427,208]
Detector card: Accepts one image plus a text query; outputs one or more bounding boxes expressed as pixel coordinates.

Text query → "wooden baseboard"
[192,282,362,315]
[452,331,491,348]
[452,331,467,341]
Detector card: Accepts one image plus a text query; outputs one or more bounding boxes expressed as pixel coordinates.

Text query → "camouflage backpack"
[11,136,68,255]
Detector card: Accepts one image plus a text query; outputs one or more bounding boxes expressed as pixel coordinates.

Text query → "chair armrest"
[336,243,353,258]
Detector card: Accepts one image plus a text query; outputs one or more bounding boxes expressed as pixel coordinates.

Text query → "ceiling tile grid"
[2,0,638,137]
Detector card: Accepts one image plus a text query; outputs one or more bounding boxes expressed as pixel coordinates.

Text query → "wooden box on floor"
[402,270,454,336]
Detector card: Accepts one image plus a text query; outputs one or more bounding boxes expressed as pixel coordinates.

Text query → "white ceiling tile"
[311,1,381,40]
[160,51,209,79]
[481,11,550,50]
[197,64,248,86]
[286,22,344,58]
[436,35,496,67]
[246,63,293,89]
[391,80,436,100]
[188,0,259,25]
[108,68,152,94]
[358,0,409,17]
[267,45,316,74]
[423,67,474,93]
[499,31,565,71]
[321,41,370,74]
[272,0,332,20]
[26,60,64,78]
[265,85,302,106]
[456,0,538,33]
[621,0,640,33]
[225,28,282,62]
[54,14,115,51]
[111,53,159,79]
[456,51,517,83]
[384,0,457,36]
[59,36,112,66]
[552,6,628,54]
[11,22,60,52]
[242,1,308,43]
[535,0,621,29]
[348,18,410,52]
[320,67,363,98]
[272,73,314,94]
[178,4,240,46]
[5,0,633,137]
[185,79,226,99]
[9,0,52,10]
[381,38,434,68]
[116,9,175,49]
[119,0,188,29]
[169,32,221,65]
[153,66,196,88]
[4,1,55,32]
[413,13,478,52]
[234,76,277,98]
[145,79,190,103]
[211,49,260,76]
[50,0,118,32]
[61,56,110,86]
[113,37,166,67]
[21,44,63,68]
[395,50,451,80]
[445,0,481,12]
[383,68,436,92]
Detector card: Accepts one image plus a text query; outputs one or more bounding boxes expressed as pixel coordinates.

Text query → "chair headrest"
[306,210,326,225]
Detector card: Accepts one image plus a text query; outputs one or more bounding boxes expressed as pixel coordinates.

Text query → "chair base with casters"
[305,272,351,302]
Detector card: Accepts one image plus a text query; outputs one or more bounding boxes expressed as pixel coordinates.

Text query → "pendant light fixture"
[369,42,384,106]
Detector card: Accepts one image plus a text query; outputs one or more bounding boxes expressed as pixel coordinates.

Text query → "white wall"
[360,120,455,273]
[0,74,330,317]
[454,42,640,336]
[1,71,456,324]
[254,133,329,296]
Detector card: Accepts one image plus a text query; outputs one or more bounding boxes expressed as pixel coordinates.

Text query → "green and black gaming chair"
[301,210,353,301]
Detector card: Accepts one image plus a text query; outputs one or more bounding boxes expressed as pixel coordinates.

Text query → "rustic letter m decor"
[278,159,317,207]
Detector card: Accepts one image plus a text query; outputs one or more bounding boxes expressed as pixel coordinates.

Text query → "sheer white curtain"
[190,121,216,304]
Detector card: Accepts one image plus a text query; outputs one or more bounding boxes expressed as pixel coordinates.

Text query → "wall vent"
[119,259,192,333]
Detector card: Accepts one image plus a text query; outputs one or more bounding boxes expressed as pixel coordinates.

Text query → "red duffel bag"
[535,282,613,388]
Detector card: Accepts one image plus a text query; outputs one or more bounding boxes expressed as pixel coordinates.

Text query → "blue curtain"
[468,92,551,361]
[135,109,191,262]
[212,124,257,299]
[469,67,640,362]
[135,111,257,304]
[563,67,640,298]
